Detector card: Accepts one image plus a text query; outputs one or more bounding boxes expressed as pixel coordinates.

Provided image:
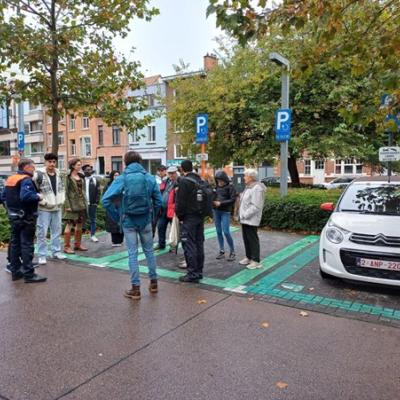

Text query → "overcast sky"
[115,0,223,77]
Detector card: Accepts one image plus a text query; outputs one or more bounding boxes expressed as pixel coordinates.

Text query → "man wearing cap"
[155,165,179,250]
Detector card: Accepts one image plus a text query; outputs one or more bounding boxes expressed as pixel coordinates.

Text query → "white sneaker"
[246,261,262,270]
[53,252,67,260]
[38,257,47,265]
[91,236,99,243]
[112,243,122,247]
[239,257,251,265]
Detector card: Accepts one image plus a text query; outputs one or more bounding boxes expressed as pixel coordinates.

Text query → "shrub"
[0,207,10,243]
[261,188,342,232]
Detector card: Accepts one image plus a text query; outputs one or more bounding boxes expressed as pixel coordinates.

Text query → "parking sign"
[17,131,25,152]
[196,114,208,144]
[275,108,292,142]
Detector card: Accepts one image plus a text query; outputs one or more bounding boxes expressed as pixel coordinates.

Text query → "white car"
[322,176,356,190]
[319,176,400,287]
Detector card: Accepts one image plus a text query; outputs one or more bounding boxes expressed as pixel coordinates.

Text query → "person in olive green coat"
[63,158,88,253]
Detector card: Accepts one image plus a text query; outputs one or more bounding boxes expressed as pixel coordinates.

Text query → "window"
[29,102,39,111]
[30,120,43,133]
[0,141,10,156]
[315,160,324,170]
[82,113,89,129]
[147,126,156,143]
[70,139,76,156]
[174,144,187,159]
[30,142,44,154]
[344,158,353,174]
[304,160,311,175]
[335,159,342,175]
[80,136,91,157]
[111,156,123,172]
[130,130,139,145]
[146,94,155,107]
[355,159,363,174]
[98,125,104,146]
[69,114,76,131]
[335,158,364,175]
[58,132,64,145]
[24,123,30,134]
[112,125,120,145]
[47,115,52,125]
[58,155,65,171]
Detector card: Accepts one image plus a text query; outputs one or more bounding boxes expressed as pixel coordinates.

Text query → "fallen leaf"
[276,381,288,389]
[308,287,314,292]
[261,322,270,328]
[197,299,207,304]
[248,297,255,302]
[299,311,309,317]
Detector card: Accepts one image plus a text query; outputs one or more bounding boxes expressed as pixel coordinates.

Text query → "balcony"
[25,131,44,142]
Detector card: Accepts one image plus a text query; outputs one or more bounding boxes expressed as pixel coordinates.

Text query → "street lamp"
[269,52,290,197]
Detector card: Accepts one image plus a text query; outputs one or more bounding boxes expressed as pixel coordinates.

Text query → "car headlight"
[325,222,350,244]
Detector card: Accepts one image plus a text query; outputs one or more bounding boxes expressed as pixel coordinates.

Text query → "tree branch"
[5,0,51,28]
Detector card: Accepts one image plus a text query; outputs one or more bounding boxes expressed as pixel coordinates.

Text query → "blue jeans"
[213,209,235,253]
[88,205,97,236]
[123,223,157,285]
[37,210,62,257]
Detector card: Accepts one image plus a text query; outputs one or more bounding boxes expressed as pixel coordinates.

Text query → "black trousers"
[241,224,260,262]
[157,212,171,248]
[9,217,36,277]
[180,215,204,279]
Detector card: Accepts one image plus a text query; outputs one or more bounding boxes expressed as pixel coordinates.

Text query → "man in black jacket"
[83,165,101,242]
[175,160,204,283]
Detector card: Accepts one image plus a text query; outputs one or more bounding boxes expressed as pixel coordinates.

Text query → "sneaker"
[239,257,251,265]
[149,279,158,293]
[5,265,11,274]
[124,285,141,300]
[53,252,67,260]
[38,257,47,265]
[112,243,122,247]
[216,251,225,260]
[227,252,236,262]
[178,260,187,269]
[91,236,99,243]
[246,261,262,270]
[179,275,199,283]
[24,274,47,283]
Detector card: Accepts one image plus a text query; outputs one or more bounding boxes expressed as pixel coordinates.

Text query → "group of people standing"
[3,149,266,299]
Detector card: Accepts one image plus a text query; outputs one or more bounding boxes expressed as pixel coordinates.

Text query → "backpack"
[185,176,213,218]
[123,171,152,216]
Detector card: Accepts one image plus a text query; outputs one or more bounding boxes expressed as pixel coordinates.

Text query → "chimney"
[203,53,218,72]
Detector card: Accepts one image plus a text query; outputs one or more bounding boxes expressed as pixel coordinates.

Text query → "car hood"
[331,212,400,236]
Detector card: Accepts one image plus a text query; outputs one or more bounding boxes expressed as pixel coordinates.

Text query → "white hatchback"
[319,177,400,287]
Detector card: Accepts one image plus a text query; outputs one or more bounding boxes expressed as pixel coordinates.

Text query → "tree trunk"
[50,0,59,155]
[288,155,300,187]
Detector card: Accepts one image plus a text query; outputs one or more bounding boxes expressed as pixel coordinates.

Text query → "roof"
[354,176,400,183]
[144,75,162,86]
[162,70,206,81]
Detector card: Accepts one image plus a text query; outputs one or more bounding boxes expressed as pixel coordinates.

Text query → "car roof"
[353,176,400,183]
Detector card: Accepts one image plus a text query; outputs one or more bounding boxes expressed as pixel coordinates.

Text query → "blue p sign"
[275,108,292,142]
[17,131,25,151]
[196,113,208,144]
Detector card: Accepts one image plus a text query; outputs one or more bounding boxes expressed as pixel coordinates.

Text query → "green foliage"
[0,207,10,243]
[0,0,159,154]
[261,188,342,232]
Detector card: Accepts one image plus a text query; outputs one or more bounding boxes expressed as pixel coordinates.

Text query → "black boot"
[24,274,47,283]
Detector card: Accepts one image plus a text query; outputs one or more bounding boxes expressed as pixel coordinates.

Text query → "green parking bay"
[64,227,400,324]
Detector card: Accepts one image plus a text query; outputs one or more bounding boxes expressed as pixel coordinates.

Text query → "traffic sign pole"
[201,143,206,178]
[280,70,289,197]
[195,114,209,179]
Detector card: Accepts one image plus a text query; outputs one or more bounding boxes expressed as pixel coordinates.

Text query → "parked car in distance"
[319,176,400,287]
[0,172,13,191]
[261,176,291,186]
[321,176,356,190]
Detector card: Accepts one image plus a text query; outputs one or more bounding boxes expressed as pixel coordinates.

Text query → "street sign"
[379,147,400,162]
[17,131,24,152]
[195,153,208,162]
[275,108,292,141]
[196,113,208,144]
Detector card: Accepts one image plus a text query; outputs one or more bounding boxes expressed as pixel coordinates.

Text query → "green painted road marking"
[222,235,319,289]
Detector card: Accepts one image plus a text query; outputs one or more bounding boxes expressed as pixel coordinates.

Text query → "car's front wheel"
[319,268,338,280]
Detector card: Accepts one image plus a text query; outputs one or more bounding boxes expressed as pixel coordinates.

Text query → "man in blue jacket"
[102,151,162,300]
[3,159,47,283]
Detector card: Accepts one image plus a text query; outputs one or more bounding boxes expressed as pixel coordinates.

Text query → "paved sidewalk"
[1,251,399,400]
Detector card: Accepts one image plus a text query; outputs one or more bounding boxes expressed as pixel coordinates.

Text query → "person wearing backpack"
[175,159,212,283]
[102,151,162,300]
[34,153,67,265]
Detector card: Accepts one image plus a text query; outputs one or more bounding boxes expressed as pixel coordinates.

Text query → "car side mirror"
[320,202,335,212]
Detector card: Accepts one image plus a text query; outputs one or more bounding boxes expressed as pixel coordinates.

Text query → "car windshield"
[338,183,400,215]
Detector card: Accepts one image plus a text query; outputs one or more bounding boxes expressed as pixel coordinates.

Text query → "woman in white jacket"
[238,169,266,269]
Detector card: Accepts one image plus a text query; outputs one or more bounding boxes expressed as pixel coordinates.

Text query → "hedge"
[260,188,342,233]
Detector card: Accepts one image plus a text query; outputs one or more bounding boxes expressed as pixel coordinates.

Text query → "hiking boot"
[24,274,47,283]
[124,285,141,300]
[179,275,200,283]
[239,257,251,265]
[216,251,225,260]
[227,252,236,262]
[149,279,158,293]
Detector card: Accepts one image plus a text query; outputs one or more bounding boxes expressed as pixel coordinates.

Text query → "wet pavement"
[1,227,400,400]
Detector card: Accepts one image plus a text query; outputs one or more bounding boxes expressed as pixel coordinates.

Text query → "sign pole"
[201,143,206,178]
[280,70,289,197]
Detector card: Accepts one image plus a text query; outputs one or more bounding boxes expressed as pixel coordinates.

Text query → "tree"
[0,0,159,154]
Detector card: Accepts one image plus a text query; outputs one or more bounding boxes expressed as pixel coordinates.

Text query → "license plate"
[356,257,400,271]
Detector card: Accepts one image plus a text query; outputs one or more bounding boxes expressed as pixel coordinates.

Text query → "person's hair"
[181,159,193,173]
[244,168,258,180]
[44,153,58,161]
[109,170,120,182]
[124,151,142,166]
[158,165,167,171]
[68,158,81,170]
[18,158,34,170]
[82,164,92,171]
